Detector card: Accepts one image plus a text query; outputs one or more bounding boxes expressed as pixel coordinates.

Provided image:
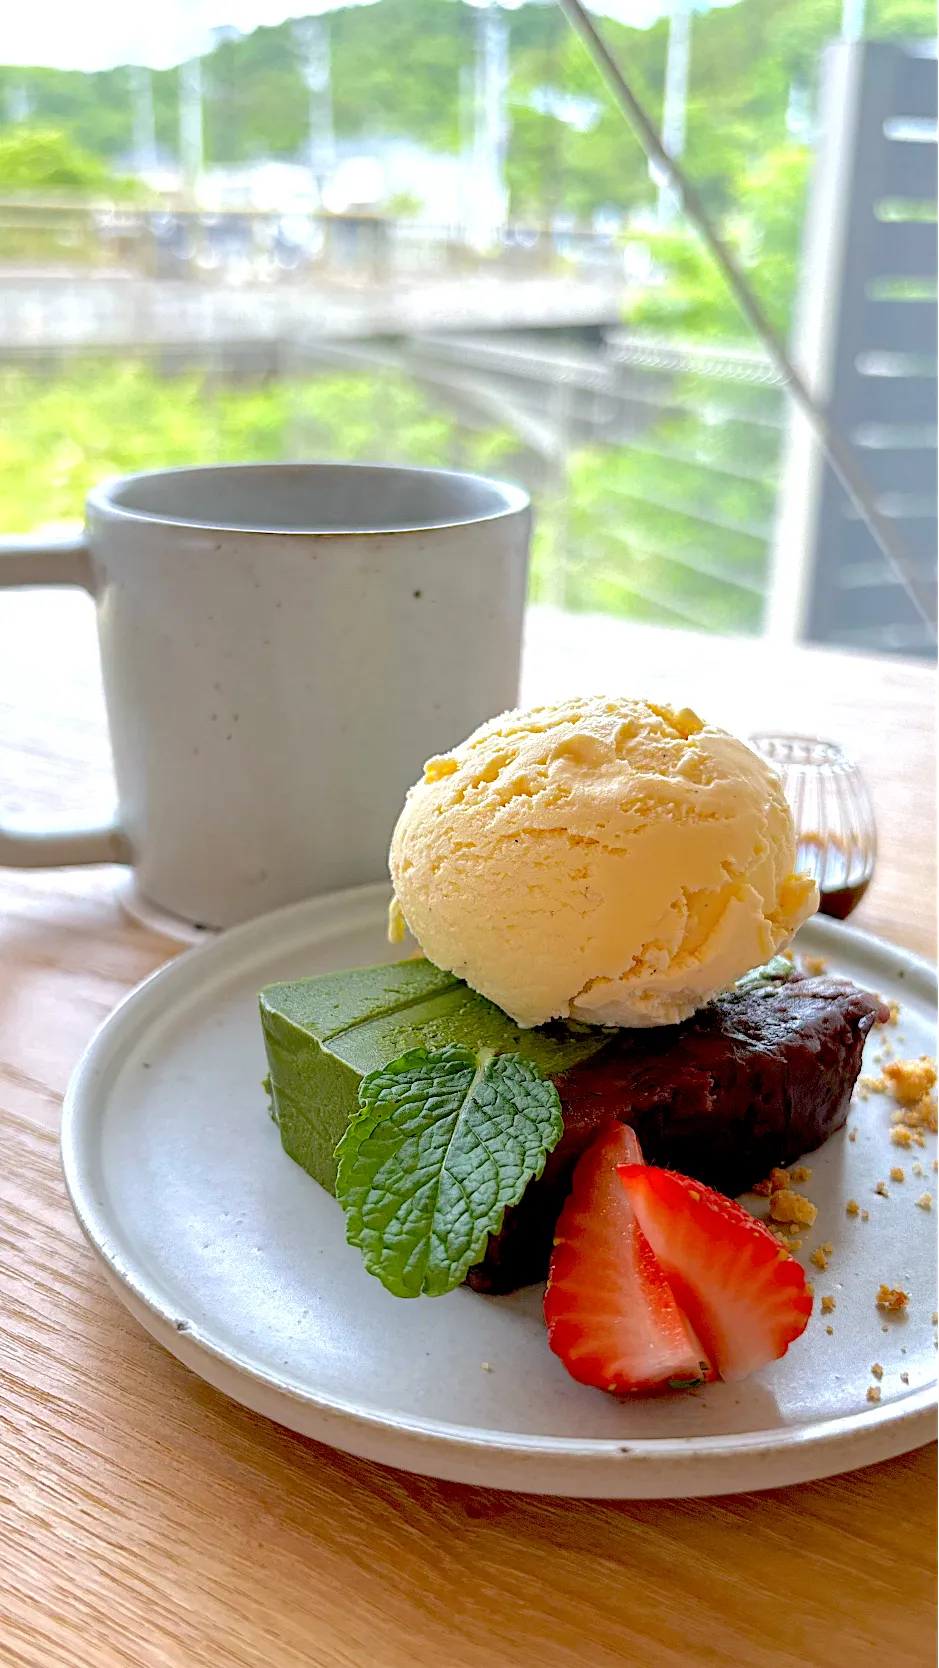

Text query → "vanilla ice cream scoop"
[388,695,818,1029]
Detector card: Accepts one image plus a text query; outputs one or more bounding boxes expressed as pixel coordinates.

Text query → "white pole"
[179,57,204,201]
[130,65,157,174]
[657,0,692,225]
[841,0,866,40]
[471,1,509,251]
[294,16,335,206]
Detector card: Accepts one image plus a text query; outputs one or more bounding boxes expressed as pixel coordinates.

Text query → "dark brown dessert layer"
[467,974,888,1295]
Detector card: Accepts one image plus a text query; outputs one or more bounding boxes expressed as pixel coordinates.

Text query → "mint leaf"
[734,955,795,996]
[334,1044,563,1299]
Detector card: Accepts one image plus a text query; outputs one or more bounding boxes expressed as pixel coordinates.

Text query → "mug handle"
[0,534,131,868]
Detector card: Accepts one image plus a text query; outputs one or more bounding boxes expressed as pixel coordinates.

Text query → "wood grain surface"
[0,603,936,1668]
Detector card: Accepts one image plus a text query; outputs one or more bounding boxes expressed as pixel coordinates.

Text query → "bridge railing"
[0,202,625,284]
[404,330,786,636]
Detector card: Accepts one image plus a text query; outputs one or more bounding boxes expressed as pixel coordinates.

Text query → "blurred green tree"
[0,126,142,198]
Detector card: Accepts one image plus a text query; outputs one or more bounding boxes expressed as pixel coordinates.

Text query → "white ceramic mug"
[0,462,530,928]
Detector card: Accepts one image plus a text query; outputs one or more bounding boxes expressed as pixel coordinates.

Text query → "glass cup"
[748,735,877,920]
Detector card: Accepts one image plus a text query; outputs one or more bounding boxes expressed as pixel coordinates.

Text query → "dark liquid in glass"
[797,836,873,921]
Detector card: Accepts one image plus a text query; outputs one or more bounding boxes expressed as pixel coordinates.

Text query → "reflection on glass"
[749,735,877,921]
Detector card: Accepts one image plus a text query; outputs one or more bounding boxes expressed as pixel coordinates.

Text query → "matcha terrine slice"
[260,958,886,1294]
[260,956,606,1196]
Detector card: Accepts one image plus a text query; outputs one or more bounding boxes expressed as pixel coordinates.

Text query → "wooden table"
[1,601,936,1668]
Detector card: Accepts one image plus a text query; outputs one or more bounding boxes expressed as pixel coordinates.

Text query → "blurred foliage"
[0,361,518,535]
[0,0,933,636]
[0,357,781,636]
[624,144,811,339]
[0,127,143,199]
[529,379,782,633]
[0,0,933,215]
[0,0,931,336]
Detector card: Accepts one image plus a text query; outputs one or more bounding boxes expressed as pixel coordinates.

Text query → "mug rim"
[87,460,531,537]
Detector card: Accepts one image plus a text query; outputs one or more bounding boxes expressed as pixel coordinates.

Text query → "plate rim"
[60,883,939,1496]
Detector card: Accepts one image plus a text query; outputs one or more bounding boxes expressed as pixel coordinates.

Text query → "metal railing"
[398,331,785,633]
[0,201,626,284]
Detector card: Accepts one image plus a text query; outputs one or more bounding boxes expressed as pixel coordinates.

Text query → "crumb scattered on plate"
[884,1056,937,1106]
[770,1191,817,1227]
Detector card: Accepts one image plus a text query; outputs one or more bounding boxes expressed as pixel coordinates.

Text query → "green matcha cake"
[260,956,607,1196]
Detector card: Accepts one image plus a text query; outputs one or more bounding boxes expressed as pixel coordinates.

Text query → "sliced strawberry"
[617,1166,813,1384]
[544,1124,709,1394]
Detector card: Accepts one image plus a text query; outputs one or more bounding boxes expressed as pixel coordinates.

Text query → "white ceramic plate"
[61,884,937,1498]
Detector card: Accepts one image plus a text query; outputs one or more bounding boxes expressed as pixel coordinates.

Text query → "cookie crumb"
[867,1385,882,1403]
[876,999,901,1027]
[871,1362,884,1379]
[901,1372,910,1384]
[874,1181,889,1197]
[890,1166,905,1183]
[801,954,828,977]
[913,1163,924,1177]
[883,1056,937,1106]
[826,1325,834,1335]
[916,1192,933,1211]
[890,1127,913,1148]
[789,1165,813,1183]
[846,1199,860,1216]
[821,1295,836,1314]
[848,1129,858,1142]
[876,1284,909,1312]
[770,1191,818,1227]
[859,1074,887,1094]
[932,1312,938,1326]
[861,1209,870,1221]
[890,1092,938,1134]
[810,1247,829,1271]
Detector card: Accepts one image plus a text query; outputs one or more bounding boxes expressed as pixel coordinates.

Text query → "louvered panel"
[850,368,938,424]
[771,40,936,657]
[860,298,938,355]
[850,444,938,495]
[869,217,937,280]
[824,580,932,631]
[894,51,938,117]
[834,554,937,589]
[881,138,938,197]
